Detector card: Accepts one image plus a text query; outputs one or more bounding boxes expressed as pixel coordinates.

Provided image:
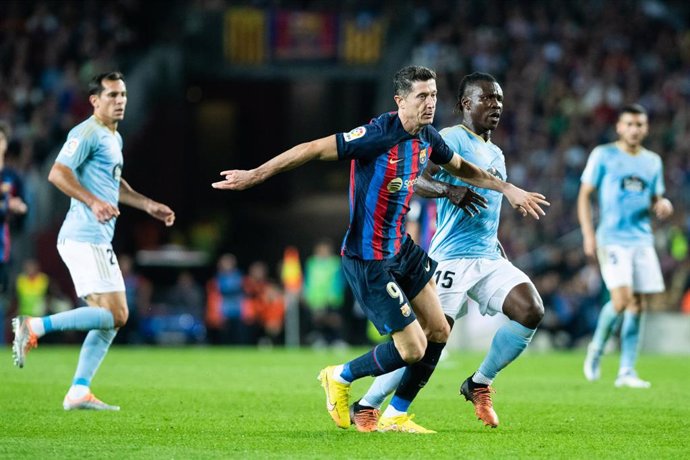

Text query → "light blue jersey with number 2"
[55,115,123,244]
[580,143,664,247]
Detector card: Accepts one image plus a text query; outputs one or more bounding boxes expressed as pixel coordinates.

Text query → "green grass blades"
[1,346,688,459]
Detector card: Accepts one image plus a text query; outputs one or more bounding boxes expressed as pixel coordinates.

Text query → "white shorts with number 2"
[57,239,125,298]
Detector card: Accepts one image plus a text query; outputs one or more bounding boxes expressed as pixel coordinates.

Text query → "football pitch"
[1,346,688,459]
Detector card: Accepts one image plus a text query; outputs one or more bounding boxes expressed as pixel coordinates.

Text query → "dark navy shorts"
[342,237,438,335]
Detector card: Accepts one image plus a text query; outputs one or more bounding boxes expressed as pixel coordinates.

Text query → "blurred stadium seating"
[1,0,689,348]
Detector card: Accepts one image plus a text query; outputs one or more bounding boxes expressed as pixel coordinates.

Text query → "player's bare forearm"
[577,184,597,259]
[442,153,548,219]
[49,161,120,223]
[119,179,149,210]
[48,162,100,207]
[441,154,507,193]
[213,135,338,190]
[576,186,596,240]
[414,164,488,216]
[414,166,448,199]
[120,179,175,226]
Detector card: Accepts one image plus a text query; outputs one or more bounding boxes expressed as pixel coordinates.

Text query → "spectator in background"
[206,253,246,345]
[15,258,49,318]
[303,239,346,348]
[0,121,28,344]
[167,270,204,319]
[243,261,285,346]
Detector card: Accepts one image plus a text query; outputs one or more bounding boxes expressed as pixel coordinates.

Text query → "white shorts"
[597,245,665,293]
[435,258,532,319]
[57,239,125,298]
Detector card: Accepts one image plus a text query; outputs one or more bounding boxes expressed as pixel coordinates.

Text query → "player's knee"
[523,300,545,329]
[612,296,633,312]
[112,307,129,328]
[397,335,427,363]
[425,321,450,343]
[400,345,425,363]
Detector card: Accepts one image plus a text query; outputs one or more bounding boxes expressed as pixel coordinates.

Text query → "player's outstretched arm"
[119,178,175,227]
[414,162,488,217]
[48,162,120,223]
[212,135,338,191]
[441,153,549,220]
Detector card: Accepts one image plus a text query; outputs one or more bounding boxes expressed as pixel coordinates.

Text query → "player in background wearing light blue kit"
[579,104,673,389]
[349,73,545,430]
[11,72,175,410]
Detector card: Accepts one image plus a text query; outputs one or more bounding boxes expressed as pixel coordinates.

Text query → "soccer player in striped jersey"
[11,72,175,410]
[0,121,28,346]
[350,72,545,430]
[579,104,673,388]
[213,65,549,433]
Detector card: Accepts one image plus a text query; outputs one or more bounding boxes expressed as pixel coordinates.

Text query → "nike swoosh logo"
[389,158,403,164]
[424,261,430,272]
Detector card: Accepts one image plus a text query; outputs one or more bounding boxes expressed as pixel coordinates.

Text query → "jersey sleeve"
[336,120,389,161]
[427,127,454,165]
[580,146,605,187]
[653,155,666,196]
[55,127,94,170]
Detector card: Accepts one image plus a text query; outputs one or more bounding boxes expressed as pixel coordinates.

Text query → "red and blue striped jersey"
[0,168,25,263]
[335,112,453,260]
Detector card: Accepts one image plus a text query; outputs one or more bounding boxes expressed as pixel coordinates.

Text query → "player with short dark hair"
[213,65,549,433]
[349,72,546,431]
[579,103,673,388]
[11,71,176,410]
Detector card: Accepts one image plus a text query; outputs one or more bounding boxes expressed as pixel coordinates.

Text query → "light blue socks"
[619,311,641,373]
[39,307,115,335]
[72,329,118,387]
[476,320,536,383]
[590,301,622,353]
[360,368,405,409]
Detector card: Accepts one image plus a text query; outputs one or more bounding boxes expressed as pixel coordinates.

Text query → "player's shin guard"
[389,341,445,412]
[342,341,407,382]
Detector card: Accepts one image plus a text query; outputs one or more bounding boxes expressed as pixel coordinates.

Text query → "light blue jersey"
[581,143,664,246]
[429,125,505,261]
[55,116,123,244]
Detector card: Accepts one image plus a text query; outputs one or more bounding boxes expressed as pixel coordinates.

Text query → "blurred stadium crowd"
[1,0,689,348]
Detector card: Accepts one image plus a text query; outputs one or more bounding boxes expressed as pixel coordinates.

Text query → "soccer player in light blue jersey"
[349,72,546,430]
[11,72,175,410]
[579,104,673,389]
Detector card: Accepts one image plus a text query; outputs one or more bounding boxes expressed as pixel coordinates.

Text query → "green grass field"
[1,346,688,459]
